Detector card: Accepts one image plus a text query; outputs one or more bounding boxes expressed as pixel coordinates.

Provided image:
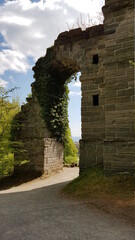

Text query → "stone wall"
[14,94,63,175]
[103,0,135,172]
[44,138,63,175]
[14,0,135,175]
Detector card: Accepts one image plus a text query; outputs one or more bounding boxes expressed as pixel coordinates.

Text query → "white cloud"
[44,0,63,10]
[69,91,81,96]
[0,0,104,75]
[34,32,45,39]
[0,78,8,88]
[0,16,32,26]
[0,0,82,59]
[0,49,30,74]
[63,0,101,16]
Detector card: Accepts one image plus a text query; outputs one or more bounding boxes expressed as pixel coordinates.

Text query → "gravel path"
[0,168,134,240]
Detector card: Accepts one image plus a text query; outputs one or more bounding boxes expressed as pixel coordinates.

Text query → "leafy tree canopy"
[0,87,20,177]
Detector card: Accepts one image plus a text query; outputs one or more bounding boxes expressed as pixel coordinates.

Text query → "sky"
[0,0,105,138]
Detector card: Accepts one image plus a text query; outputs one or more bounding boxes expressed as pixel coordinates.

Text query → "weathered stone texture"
[14,95,63,175]
[103,0,135,172]
[14,0,135,175]
[80,140,103,171]
[44,138,63,175]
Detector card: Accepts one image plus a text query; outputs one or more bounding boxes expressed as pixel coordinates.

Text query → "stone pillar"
[103,0,135,173]
[79,31,105,171]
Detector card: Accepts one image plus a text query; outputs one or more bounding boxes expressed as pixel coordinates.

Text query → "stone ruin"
[14,0,135,175]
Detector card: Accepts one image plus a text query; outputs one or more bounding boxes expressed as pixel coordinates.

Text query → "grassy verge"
[63,168,135,224]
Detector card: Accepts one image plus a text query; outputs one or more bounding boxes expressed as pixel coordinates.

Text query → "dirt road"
[0,168,134,240]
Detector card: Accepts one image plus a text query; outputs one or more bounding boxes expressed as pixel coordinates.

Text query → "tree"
[64,126,78,164]
[0,87,20,177]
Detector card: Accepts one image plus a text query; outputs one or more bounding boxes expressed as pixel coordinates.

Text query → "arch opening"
[68,72,81,141]
[32,52,82,168]
[33,48,81,145]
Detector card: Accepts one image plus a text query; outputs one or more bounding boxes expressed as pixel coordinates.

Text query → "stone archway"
[31,25,105,175]
[14,25,105,175]
[13,0,135,175]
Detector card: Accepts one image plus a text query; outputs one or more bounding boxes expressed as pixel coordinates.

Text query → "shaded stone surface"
[14,96,63,175]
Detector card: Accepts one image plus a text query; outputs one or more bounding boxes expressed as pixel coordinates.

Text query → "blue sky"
[0,0,104,137]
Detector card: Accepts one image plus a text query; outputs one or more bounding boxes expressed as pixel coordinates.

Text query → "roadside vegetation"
[64,127,78,165]
[0,87,20,178]
[0,85,78,179]
[63,168,135,223]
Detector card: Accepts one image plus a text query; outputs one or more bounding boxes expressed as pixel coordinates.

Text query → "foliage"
[64,127,78,164]
[0,153,14,178]
[34,73,69,143]
[10,115,29,167]
[64,155,78,164]
[0,87,20,177]
[33,50,78,144]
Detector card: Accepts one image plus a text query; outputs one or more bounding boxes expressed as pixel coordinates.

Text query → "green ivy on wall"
[33,48,75,144]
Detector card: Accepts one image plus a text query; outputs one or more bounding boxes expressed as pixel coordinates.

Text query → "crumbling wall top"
[55,24,104,46]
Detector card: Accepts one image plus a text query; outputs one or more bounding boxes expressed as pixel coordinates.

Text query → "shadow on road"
[0,172,41,191]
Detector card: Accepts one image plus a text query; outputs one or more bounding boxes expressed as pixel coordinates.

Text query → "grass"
[63,168,135,223]
[64,168,135,197]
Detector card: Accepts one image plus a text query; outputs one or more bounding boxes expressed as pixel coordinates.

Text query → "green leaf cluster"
[33,55,71,143]
[0,87,20,177]
[64,127,78,164]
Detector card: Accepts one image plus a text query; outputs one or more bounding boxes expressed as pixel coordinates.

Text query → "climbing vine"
[33,48,77,144]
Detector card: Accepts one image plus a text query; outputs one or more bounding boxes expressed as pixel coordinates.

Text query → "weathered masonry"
[14,0,135,175]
